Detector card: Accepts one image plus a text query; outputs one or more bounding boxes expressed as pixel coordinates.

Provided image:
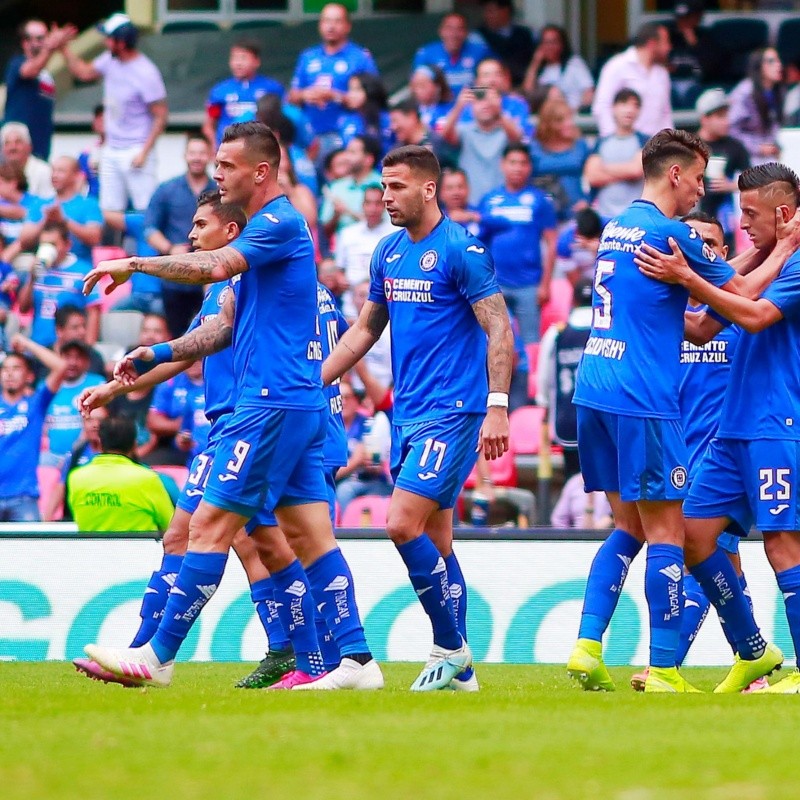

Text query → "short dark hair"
[196,188,248,230]
[641,129,709,181]
[3,351,36,375]
[99,415,137,455]
[17,18,45,43]
[186,132,210,149]
[362,183,383,197]
[681,211,725,241]
[382,145,441,182]
[221,122,281,170]
[738,162,800,205]
[613,88,641,106]
[353,134,382,167]
[42,219,71,242]
[633,21,666,48]
[502,142,531,160]
[389,98,420,118]
[0,164,27,192]
[575,208,603,239]
[323,148,346,173]
[232,38,260,58]
[55,304,86,330]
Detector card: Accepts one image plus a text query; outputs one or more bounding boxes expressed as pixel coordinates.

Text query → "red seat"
[486,447,517,487]
[340,495,391,528]
[539,278,573,336]
[93,246,132,312]
[509,405,547,455]
[153,465,189,491]
[37,465,63,519]
[525,342,540,400]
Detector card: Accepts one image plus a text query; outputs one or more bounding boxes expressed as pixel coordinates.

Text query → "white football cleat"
[83,643,174,688]
[411,639,473,692]
[450,670,480,692]
[291,657,384,690]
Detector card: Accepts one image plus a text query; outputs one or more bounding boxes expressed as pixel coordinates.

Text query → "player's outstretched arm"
[83,247,248,295]
[472,292,514,460]
[322,300,388,386]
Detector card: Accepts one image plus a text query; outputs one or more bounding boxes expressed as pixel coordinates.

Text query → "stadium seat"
[37,465,63,519]
[486,447,517,487]
[709,19,769,83]
[100,310,144,350]
[539,278,573,336]
[93,341,124,364]
[525,342,539,399]
[161,21,220,34]
[340,495,391,528]
[777,18,800,67]
[153,465,189,491]
[509,405,547,455]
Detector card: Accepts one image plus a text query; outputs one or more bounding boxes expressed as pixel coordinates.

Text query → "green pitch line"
[2,662,800,800]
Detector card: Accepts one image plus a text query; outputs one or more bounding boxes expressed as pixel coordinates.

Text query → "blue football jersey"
[412,39,491,94]
[679,306,740,469]
[186,281,237,423]
[317,282,348,469]
[718,251,800,440]
[206,75,285,146]
[573,199,736,419]
[368,216,500,425]
[228,195,325,412]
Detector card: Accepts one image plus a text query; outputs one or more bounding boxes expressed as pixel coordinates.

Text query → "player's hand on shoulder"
[114,346,154,386]
[477,407,510,461]
[634,238,691,285]
[776,207,800,250]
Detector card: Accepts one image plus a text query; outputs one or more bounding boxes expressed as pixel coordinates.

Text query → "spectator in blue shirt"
[174,360,210,465]
[410,65,454,135]
[478,143,558,344]
[3,19,76,160]
[145,369,204,467]
[337,72,393,155]
[0,332,66,521]
[21,156,103,263]
[144,135,215,336]
[43,339,104,466]
[0,256,19,351]
[78,105,104,199]
[288,3,378,156]
[413,12,492,95]
[17,220,101,347]
[202,39,284,149]
[0,164,43,257]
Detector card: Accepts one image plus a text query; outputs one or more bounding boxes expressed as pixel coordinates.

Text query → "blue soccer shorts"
[391,412,483,510]
[687,450,744,553]
[577,406,689,502]
[247,468,338,531]
[176,413,230,515]
[684,437,800,533]
[202,405,329,520]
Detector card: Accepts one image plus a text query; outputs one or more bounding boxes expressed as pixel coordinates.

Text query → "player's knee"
[162,522,189,555]
[385,513,418,545]
[763,531,800,573]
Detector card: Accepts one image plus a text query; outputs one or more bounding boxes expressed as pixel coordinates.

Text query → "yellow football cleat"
[757,669,800,694]
[566,638,615,692]
[644,666,702,693]
[713,644,783,694]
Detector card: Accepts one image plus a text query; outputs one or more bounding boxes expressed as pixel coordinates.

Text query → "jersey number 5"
[593,259,615,330]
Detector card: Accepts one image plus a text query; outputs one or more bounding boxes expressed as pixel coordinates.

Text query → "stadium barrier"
[0,526,792,667]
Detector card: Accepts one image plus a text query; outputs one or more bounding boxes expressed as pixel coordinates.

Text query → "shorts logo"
[419,249,438,272]
[670,466,687,489]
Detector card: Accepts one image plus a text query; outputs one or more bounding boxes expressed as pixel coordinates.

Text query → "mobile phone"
[472,86,487,100]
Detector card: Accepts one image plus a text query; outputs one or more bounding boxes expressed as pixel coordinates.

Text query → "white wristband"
[487,392,509,408]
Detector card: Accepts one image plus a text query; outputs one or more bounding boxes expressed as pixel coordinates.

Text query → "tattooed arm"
[322,300,389,386]
[472,292,514,460]
[84,247,248,295]
[114,292,235,385]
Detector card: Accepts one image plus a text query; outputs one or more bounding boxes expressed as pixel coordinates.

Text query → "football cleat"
[84,642,174,688]
[644,666,702,693]
[756,669,800,694]
[713,643,783,694]
[742,676,770,693]
[566,638,615,692]
[267,669,320,690]
[630,667,649,692]
[73,657,141,688]
[292,657,384,690]
[450,670,480,692]
[410,639,473,692]
[235,647,296,689]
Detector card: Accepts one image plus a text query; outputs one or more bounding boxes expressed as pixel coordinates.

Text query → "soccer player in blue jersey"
[568,130,796,694]
[635,162,800,693]
[81,123,380,690]
[323,145,514,691]
[629,212,765,691]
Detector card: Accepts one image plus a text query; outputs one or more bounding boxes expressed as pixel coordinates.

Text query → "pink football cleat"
[267,669,323,690]
[73,657,142,688]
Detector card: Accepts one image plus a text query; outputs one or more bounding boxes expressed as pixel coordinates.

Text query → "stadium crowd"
[0,1,792,528]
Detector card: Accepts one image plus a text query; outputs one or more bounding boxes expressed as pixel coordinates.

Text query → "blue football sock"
[445,551,474,681]
[315,609,341,672]
[645,544,684,668]
[690,548,766,660]
[675,573,711,667]
[776,565,800,663]
[150,551,228,664]
[130,553,184,647]
[270,560,324,676]
[578,528,643,642]
[306,548,370,658]
[740,573,754,616]
[249,577,290,652]
[718,574,752,654]
[396,534,461,651]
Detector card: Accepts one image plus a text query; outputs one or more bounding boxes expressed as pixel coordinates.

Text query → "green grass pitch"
[2,662,799,800]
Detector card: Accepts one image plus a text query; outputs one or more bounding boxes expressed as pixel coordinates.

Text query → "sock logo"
[712,570,734,604]
[416,586,433,597]
[169,586,187,597]
[162,572,178,587]
[450,583,463,599]
[432,558,447,575]
[285,580,307,598]
[324,576,349,592]
[783,591,797,600]
[659,564,683,582]
[197,583,218,600]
